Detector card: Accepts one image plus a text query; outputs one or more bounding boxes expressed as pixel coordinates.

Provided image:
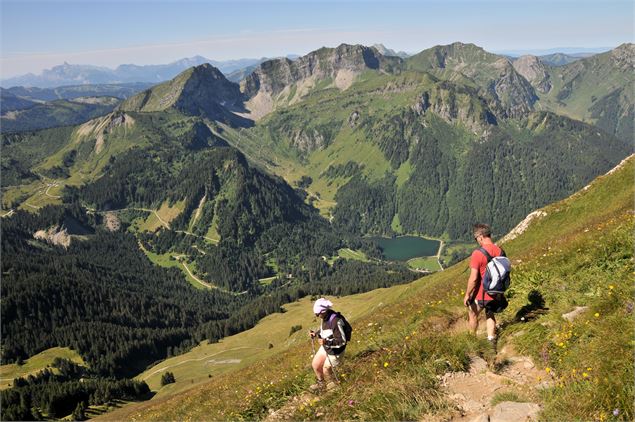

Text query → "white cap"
[313,298,333,315]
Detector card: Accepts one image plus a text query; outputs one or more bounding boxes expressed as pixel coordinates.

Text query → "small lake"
[370,236,440,261]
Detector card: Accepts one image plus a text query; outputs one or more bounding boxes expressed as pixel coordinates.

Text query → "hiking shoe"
[326,381,339,391]
[309,380,325,392]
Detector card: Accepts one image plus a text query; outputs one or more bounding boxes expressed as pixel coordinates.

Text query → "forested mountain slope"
[225,58,630,238]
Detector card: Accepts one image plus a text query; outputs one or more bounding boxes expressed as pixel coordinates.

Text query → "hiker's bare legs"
[467,303,497,339]
[467,301,480,334]
[312,347,327,380]
[486,313,496,339]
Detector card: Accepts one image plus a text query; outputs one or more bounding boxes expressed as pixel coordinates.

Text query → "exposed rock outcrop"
[513,55,552,93]
[500,210,547,243]
[490,402,541,422]
[34,225,71,248]
[489,58,539,118]
[413,82,497,137]
[407,43,538,119]
[242,44,402,119]
[609,43,635,72]
[562,306,589,322]
[104,212,121,232]
[290,129,328,154]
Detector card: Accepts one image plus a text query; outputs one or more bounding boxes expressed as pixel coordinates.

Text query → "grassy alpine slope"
[99,156,634,421]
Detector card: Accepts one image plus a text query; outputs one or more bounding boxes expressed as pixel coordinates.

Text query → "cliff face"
[489,58,538,118]
[512,55,552,94]
[413,81,497,138]
[241,44,402,119]
[243,44,397,97]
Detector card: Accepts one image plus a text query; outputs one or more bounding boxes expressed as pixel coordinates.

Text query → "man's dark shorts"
[478,295,508,314]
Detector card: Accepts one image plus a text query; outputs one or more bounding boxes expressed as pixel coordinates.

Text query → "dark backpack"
[336,312,353,342]
[478,247,511,298]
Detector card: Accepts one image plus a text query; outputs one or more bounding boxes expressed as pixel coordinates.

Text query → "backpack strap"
[479,247,506,259]
[478,247,493,262]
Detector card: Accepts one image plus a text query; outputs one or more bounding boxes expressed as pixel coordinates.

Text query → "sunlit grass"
[337,248,369,262]
[407,256,441,272]
[0,347,85,390]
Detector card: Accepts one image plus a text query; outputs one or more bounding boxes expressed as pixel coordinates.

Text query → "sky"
[1,0,633,78]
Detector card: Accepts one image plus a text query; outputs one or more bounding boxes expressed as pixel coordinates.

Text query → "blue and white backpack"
[478,247,511,299]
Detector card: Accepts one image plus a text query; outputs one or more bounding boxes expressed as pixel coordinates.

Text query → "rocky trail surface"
[439,344,545,422]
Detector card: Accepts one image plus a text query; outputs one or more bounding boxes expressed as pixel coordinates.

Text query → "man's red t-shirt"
[469,243,503,302]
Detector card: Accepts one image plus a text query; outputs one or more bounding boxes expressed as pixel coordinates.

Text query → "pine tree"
[72,401,86,421]
[160,371,176,386]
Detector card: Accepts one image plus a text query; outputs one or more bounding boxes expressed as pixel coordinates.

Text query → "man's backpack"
[336,312,353,342]
[478,247,511,298]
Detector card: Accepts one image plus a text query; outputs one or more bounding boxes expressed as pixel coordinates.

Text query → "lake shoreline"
[369,234,442,262]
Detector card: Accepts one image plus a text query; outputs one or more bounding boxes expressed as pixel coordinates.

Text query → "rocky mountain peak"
[610,43,634,71]
[119,63,250,126]
[241,43,401,119]
[512,55,552,93]
[243,43,388,96]
[188,63,231,83]
[408,43,536,119]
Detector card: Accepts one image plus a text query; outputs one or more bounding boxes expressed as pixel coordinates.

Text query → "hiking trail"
[431,317,547,422]
[265,315,547,422]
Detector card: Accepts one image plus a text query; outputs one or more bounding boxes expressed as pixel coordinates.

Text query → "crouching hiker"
[308,298,352,392]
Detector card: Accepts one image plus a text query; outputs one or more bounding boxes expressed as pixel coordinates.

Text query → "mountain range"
[1,55,296,88]
[2,45,607,89]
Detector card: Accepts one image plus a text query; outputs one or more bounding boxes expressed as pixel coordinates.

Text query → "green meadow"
[0,347,85,390]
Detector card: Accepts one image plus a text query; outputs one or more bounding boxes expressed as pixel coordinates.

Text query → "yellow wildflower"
[594,312,600,318]
[384,362,389,368]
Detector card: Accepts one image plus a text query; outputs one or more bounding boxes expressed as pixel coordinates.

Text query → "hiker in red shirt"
[463,223,504,347]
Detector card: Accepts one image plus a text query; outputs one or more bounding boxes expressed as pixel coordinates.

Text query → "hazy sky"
[1,0,633,77]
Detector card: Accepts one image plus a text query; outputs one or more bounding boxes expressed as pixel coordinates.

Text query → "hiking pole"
[324,351,340,384]
[310,335,316,356]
